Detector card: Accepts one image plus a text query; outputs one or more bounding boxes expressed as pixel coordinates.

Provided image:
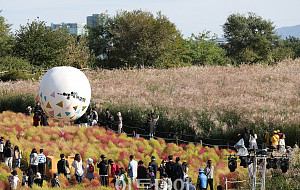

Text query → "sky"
[1,0,300,38]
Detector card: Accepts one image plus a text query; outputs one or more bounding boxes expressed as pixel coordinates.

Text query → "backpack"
[89,164,94,173]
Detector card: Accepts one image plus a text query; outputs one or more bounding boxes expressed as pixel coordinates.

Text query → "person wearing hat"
[51,173,61,187]
[97,154,109,186]
[9,170,20,190]
[85,158,95,180]
[149,156,158,178]
[34,172,43,187]
[183,177,196,190]
[117,112,123,134]
[128,155,138,181]
[271,131,279,150]
[108,159,121,177]
[196,168,207,190]
[0,137,4,163]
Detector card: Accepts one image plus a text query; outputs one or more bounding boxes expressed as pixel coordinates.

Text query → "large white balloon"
[38,66,91,121]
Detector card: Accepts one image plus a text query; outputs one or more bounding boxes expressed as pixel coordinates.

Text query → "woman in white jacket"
[30,148,39,175]
[72,153,84,184]
[249,129,258,149]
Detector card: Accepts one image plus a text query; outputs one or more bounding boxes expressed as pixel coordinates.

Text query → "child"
[115,167,126,188]
[9,170,20,190]
[51,173,61,187]
[85,158,95,180]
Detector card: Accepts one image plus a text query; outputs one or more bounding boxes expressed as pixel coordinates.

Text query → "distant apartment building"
[86,13,109,27]
[50,22,87,36]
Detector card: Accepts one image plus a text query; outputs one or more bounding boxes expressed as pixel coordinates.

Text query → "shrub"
[0,93,35,113]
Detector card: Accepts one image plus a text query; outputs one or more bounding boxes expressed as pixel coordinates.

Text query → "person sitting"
[33,172,43,187]
[51,173,61,187]
[8,170,20,190]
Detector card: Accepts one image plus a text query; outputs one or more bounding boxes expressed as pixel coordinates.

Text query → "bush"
[0,56,33,71]
[0,70,34,81]
[0,93,36,113]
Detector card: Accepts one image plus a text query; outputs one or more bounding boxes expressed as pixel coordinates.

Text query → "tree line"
[1,10,300,74]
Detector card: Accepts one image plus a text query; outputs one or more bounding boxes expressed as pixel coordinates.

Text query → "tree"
[223,12,279,64]
[108,10,182,68]
[14,19,69,67]
[59,35,90,68]
[86,13,111,63]
[180,32,230,66]
[0,11,14,57]
[283,36,300,59]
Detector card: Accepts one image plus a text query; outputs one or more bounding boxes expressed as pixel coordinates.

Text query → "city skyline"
[1,0,300,38]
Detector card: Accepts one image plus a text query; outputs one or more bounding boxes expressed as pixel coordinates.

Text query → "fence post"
[200,140,202,146]
[175,135,178,145]
[227,142,229,149]
[225,177,228,190]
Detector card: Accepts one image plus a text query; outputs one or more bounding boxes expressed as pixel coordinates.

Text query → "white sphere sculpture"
[38,66,91,121]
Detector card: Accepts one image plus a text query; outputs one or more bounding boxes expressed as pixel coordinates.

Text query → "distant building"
[86,13,109,28]
[215,38,228,46]
[50,22,87,36]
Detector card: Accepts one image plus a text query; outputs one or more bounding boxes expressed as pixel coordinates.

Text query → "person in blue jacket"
[196,168,207,190]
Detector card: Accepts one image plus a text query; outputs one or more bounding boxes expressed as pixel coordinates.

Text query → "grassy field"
[0,59,300,144]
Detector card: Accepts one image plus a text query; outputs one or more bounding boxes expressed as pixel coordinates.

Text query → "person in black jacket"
[40,111,49,126]
[165,155,174,180]
[57,154,69,177]
[172,157,184,182]
[105,109,114,130]
[149,156,158,178]
[158,160,167,178]
[97,154,109,186]
[4,140,14,170]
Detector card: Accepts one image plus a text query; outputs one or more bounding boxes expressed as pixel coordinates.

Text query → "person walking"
[98,155,109,186]
[249,129,258,149]
[204,160,214,190]
[197,168,207,190]
[38,149,46,179]
[57,154,70,177]
[85,158,95,180]
[29,148,39,175]
[262,128,270,148]
[14,145,22,168]
[0,137,4,163]
[165,155,174,181]
[4,140,14,171]
[149,156,158,178]
[182,162,188,181]
[128,155,138,181]
[173,157,184,181]
[72,153,84,184]
[117,112,123,134]
[105,109,114,130]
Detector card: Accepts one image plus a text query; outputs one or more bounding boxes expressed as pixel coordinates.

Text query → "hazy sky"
[1,0,300,37]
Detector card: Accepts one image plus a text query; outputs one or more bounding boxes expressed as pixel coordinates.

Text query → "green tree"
[59,35,90,68]
[13,19,69,67]
[86,13,111,67]
[0,11,14,57]
[223,12,279,64]
[180,32,229,66]
[283,36,300,59]
[108,10,182,68]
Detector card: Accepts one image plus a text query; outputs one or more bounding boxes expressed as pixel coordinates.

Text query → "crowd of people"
[1,136,219,190]
[238,127,287,152]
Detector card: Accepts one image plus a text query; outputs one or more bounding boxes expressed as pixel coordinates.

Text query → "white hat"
[36,172,41,179]
[117,112,121,116]
[87,158,93,164]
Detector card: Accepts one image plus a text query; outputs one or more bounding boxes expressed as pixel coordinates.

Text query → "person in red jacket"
[108,159,120,177]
